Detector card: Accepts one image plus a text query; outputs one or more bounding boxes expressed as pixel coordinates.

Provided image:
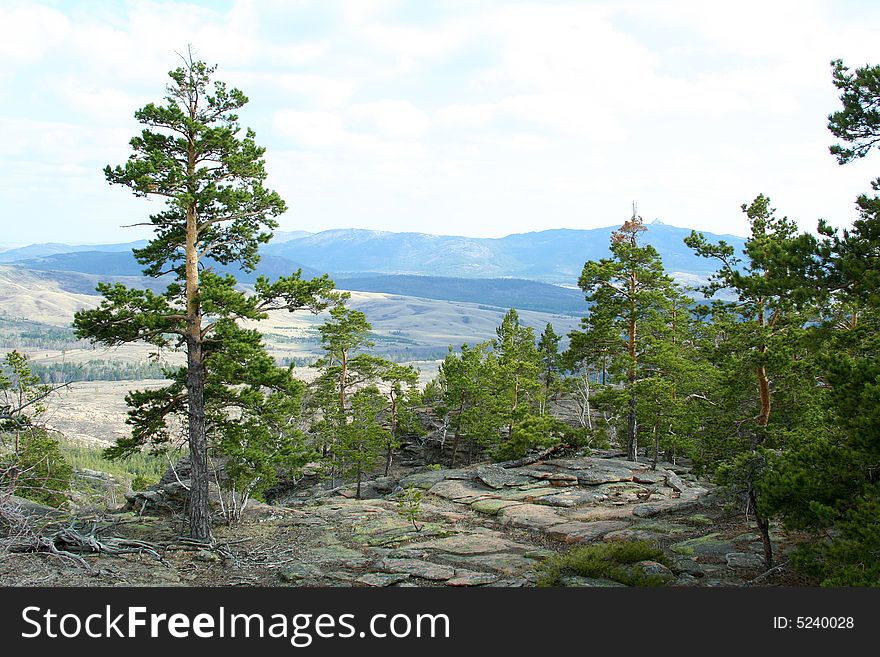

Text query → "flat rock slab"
[632,497,702,518]
[356,573,410,587]
[475,464,534,489]
[664,470,688,492]
[545,457,645,471]
[471,498,523,515]
[577,469,636,485]
[407,533,528,555]
[497,486,560,501]
[681,486,709,499]
[546,520,630,544]
[400,470,451,489]
[279,564,323,582]
[309,545,373,566]
[380,558,456,581]
[564,506,635,522]
[725,552,764,569]
[533,488,608,508]
[603,528,667,542]
[671,533,738,559]
[401,468,476,490]
[631,519,692,535]
[438,552,537,576]
[559,576,627,587]
[498,503,567,530]
[428,479,494,503]
[631,470,667,484]
[446,570,499,586]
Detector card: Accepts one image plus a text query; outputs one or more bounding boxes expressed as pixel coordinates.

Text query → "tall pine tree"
[576,208,675,460]
[73,52,334,542]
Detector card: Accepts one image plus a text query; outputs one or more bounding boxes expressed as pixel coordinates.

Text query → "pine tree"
[757,59,880,584]
[73,52,335,542]
[336,386,390,500]
[492,309,542,446]
[436,342,497,466]
[537,323,561,416]
[376,362,420,476]
[577,209,675,460]
[685,195,818,568]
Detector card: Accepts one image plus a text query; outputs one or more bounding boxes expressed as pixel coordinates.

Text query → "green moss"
[685,514,714,527]
[536,540,671,587]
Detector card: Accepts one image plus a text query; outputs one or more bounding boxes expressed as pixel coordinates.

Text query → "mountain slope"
[9,223,746,299]
[335,275,585,315]
[264,222,746,283]
[17,251,323,283]
[0,240,148,263]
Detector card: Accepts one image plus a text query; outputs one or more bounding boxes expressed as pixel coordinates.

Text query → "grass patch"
[59,443,169,486]
[536,540,672,587]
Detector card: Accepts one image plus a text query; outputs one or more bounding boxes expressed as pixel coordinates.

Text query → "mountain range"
[1,222,745,314]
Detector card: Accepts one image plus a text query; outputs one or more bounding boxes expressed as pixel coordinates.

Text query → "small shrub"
[397,485,423,531]
[536,540,671,587]
[131,473,160,491]
[0,428,73,508]
[426,463,442,471]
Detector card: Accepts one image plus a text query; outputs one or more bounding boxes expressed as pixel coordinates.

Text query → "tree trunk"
[756,363,771,427]
[384,444,393,477]
[651,423,659,470]
[356,466,362,500]
[584,372,592,430]
[749,488,773,570]
[449,430,460,468]
[183,158,211,542]
[339,349,348,411]
[185,330,211,542]
[449,399,464,467]
[626,303,638,461]
[627,384,637,461]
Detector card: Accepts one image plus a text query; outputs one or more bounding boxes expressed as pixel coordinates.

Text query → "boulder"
[545,520,630,543]
[497,503,567,530]
[725,552,764,569]
[475,464,533,489]
[532,488,608,508]
[633,560,674,578]
[428,479,493,503]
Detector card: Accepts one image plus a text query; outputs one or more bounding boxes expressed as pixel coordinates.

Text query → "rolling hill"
[262,221,746,283]
[9,222,745,286]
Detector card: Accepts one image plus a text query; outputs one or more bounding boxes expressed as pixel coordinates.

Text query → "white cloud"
[436,103,498,128]
[1,0,878,243]
[0,4,69,63]
[273,110,352,148]
[236,72,357,108]
[349,100,430,139]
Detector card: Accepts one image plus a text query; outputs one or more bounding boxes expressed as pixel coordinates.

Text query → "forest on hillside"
[2,56,880,588]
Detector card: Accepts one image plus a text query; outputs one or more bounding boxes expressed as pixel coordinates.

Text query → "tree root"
[7,520,169,571]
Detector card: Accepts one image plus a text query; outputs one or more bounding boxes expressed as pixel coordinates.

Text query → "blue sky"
[2,0,880,246]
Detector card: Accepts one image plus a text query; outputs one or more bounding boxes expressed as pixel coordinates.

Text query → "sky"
[2,0,880,246]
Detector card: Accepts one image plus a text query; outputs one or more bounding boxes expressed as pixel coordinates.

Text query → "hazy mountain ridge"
[7,222,747,286]
[265,222,746,281]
